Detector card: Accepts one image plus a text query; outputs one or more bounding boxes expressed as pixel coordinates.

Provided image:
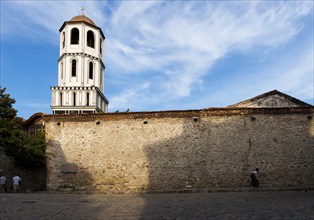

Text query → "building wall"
[44,108,314,193]
[234,95,303,108]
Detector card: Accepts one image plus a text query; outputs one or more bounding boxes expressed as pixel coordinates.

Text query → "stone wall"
[44,108,314,193]
[0,147,46,192]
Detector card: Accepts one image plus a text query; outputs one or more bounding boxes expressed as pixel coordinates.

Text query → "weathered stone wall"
[44,108,314,193]
[0,147,46,192]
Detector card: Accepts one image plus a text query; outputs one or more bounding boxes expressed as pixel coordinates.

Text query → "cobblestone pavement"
[0,190,313,220]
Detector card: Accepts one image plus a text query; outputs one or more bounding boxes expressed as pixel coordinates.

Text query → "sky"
[0,0,313,119]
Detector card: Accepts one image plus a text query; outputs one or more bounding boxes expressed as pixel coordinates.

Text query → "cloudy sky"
[1,1,313,119]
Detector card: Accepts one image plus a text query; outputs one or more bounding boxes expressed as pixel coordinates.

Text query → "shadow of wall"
[44,109,314,194]
[141,111,314,192]
[138,109,314,219]
[141,115,249,192]
[43,109,313,219]
[0,146,46,192]
[45,116,149,193]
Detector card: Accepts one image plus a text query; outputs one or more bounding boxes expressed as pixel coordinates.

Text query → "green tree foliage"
[0,88,45,169]
[13,133,46,168]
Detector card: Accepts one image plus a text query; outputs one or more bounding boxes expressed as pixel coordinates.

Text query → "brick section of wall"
[44,108,314,193]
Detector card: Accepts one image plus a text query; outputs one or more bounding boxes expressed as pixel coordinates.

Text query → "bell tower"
[51,9,109,114]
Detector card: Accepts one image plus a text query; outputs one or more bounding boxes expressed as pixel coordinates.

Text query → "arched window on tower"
[99,38,102,54]
[60,92,63,106]
[100,67,103,89]
[86,92,90,106]
[89,62,93,79]
[62,32,65,48]
[73,92,76,106]
[71,28,79,44]
[60,62,63,80]
[87,30,95,48]
[72,60,76,77]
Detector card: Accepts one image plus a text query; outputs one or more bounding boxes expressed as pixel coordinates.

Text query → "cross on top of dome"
[69,8,96,26]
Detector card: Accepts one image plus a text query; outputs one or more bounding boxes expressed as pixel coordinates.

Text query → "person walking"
[12,175,22,193]
[0,175,7,193]
[250,168,260,188]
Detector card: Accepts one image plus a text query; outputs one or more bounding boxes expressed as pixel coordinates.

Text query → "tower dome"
[70,15,96,26]
[59,8,104,34]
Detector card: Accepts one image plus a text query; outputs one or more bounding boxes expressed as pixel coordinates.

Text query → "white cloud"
[109,81,150,111]
[1,1,313,113]
[106,1,313,110]
[1,1,106,44]
[191,41,314,108]
[25,102,50,109]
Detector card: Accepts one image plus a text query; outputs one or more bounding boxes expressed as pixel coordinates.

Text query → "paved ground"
[0,190,313,220]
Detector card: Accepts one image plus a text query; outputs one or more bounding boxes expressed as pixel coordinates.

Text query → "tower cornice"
[59,21,105,39]
[58,52,105,69]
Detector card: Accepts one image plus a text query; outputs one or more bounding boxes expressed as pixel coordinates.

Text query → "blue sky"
[1,1,313,119]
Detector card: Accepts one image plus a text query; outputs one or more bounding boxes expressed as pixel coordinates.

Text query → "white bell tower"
[51,9,109,114]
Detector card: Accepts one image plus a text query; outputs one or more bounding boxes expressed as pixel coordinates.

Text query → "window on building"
[86,92,89,106]
[99,38,102,54]
[73,92,76,106]
[89,62,93,79]
[87,30,95,48]
[60,62,63,80]
[71,28,79,44]
[62,32,65,48]
[100,67,103,88]
[60,92,63,106]
[72,60,76,77]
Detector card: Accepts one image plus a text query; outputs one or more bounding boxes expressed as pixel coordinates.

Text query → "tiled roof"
[25,90,313,123]
[22,112,46,126]
[227,90,312,108]
[42,107,313,122]
[59,14,105,39]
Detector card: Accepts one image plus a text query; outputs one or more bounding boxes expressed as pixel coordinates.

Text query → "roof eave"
[59,21,105,39]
